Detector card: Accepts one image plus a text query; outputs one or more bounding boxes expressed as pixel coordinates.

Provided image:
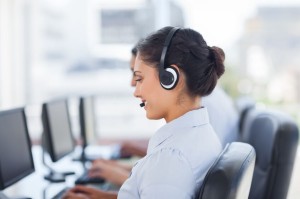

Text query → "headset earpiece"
[159,27,180,90]
[159,66,179,90]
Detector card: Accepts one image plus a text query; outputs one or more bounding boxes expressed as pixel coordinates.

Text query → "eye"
[135,78,142,82]
[134,75,142,82]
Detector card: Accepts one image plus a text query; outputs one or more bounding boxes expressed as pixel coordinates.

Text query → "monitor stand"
[0,192,31,199]
[43,171,72,183]
[41,133,75,183]
[72,146,87,162]
[41,146,75,183]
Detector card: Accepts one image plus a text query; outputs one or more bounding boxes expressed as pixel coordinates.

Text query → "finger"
[94,158,117,166]
[91,160,107,168]
[71,185,96,194]
[89,166,102,173]
[62,191,79,199]
[88,170,103,178]
[92,158,108,164]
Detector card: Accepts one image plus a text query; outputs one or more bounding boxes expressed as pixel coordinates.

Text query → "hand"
[120,139,148,158]
[88,159,130,186]
[62,185,117,199]
[92,159,132,171]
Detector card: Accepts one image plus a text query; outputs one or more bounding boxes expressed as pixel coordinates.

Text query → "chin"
[146,112,162,120]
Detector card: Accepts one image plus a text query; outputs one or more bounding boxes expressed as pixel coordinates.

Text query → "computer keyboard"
[75,172,105,185]
[51,187,69,199]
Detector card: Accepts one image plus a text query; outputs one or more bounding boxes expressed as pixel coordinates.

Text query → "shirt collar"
[147,107,210,153]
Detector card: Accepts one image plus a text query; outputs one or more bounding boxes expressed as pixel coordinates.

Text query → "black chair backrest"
[199,142,256,199]
[240,108,299,199]
[235,96,256,133]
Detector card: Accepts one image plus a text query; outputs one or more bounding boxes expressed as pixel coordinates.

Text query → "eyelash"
[135,78,142,82]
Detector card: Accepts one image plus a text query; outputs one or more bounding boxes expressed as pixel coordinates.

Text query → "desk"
[2,146,95,199]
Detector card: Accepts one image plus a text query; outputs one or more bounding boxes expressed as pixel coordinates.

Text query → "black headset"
[159,27,180,90]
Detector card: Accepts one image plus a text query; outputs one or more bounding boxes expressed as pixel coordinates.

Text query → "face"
[133,54,176,121]
[129,55,136,87]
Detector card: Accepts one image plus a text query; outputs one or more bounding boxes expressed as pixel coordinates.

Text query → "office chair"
[199,142,256,199]
[240,108,299,199]
[235,96,256,133]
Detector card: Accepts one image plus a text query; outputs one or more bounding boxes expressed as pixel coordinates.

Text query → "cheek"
[142,77,160,97]
[146,106,164,120]
[145,89,168,119]
[145,83,162,103]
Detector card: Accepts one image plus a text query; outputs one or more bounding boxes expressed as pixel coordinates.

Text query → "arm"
[62,185,117,199]
[89,159,130,186]
[120,139,149,158]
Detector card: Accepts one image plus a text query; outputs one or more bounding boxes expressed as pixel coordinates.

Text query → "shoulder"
[140,148,195,182]
[144,147,193,171]
[137,148,196,196]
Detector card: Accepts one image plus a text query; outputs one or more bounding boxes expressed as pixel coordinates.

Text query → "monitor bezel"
[0,107,35,190]
[41,99,75,163]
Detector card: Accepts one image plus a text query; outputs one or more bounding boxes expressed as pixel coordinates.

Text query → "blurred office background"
[0,0,300,196]
[1,0,299,139]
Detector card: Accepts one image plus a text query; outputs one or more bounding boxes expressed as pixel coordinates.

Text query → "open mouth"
[141,100,147,107]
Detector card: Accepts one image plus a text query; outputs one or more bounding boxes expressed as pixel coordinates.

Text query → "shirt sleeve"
[138,148,196,199]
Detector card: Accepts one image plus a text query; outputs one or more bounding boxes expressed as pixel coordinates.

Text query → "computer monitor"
[73,96,99,162]
[0,108,35,192]
[79,96,98,149]
[41,99,75,182]
[78,95,121,161]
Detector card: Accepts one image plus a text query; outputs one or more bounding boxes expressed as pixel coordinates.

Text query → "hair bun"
[210,46,225,78]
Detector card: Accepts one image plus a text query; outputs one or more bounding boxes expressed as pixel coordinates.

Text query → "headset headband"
[159,27,180,71]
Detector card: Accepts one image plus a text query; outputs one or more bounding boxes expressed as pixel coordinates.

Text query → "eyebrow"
[133,71,141,76]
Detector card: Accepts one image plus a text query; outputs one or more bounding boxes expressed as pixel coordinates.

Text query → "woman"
[63,26,225,199]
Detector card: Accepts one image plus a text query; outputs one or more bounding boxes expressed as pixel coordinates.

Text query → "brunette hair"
[136,26,225,96]
[131,45,137,56]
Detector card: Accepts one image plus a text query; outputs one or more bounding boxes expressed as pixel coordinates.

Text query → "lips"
[142,100,147,108]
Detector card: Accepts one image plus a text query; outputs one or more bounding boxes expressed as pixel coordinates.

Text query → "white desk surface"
[1,145,116,199]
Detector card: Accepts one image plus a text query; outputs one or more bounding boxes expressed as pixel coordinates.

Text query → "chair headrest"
[241,108,299,169]
[199,142,256,199]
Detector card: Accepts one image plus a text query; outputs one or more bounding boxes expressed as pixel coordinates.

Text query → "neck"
[165,95,201,123]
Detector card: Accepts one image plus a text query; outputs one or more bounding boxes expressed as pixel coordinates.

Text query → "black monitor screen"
[0,108,35,190]
[79,96,98,147]
[42,99,74,162]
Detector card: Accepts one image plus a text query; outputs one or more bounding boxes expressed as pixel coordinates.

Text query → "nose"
[133,84,140,98]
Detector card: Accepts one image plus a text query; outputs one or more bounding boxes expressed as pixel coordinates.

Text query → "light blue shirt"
[118,108,222,199]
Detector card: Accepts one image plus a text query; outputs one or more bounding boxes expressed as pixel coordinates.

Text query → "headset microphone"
[140,102,145,107]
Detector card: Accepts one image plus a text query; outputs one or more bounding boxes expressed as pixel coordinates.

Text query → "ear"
[170,64,180,72]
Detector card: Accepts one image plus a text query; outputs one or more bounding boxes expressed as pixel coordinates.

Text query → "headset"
[159,27,180,90]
